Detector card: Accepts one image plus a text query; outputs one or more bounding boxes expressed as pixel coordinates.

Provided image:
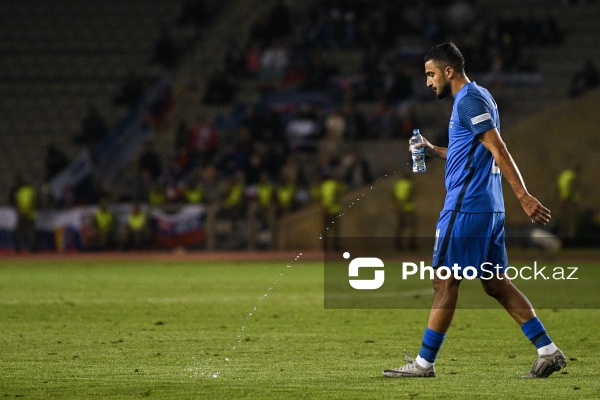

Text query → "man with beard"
[383,43,565,379]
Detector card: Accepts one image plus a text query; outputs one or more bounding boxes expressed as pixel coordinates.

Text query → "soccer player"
[383,43,566,378]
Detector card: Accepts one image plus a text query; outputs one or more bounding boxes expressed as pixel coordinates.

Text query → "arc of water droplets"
[192,252,304,379]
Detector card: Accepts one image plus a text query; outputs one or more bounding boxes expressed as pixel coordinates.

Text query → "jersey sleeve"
[456,95,496,136]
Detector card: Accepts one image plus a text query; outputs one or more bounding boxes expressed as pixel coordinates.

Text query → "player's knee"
[432,276,460,295]
[481,277,510,299]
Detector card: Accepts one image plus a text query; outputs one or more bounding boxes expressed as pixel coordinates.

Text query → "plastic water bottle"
[411,129,426,173]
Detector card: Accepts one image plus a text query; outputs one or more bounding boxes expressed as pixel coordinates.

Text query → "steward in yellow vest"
[11,175,37,252]
[277,180,295,214]
[185,184,204,204]
[393,174,417,250]
[557,167,580,243]
[320,174,346,250]
[122,203,151,249]
[92,199,115,249]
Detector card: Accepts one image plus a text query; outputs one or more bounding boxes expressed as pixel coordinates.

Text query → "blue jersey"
[443,82,504,213]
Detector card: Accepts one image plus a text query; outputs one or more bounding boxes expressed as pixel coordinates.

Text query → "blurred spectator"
[127,169,153,202]
[386,66,414,103]
[568,60,599,97]
[149,183,166,207]
[260,40,289,80]
[44,144,69,181]
[224,43,245,78]
[203,69,238,104]
[138,141,163,181]
[120,203,152,250]
[397,104,419,139]
[320,108,346,157]
[343,102,368,140]
[268,0,291,38]
[90,198,115,250]
[152,28,179,69]
[285,104,322,152]
[303,54,337,89]
[220,170,246,219]
[245,42,263,78]
[10,174,37,252]
[276,173,296,214]
[343,152,373,189]
[74,106,107,146]
[201,164,222,205]
[113,69,145,107]
[189,115,219,166]
[321,170,347,250]
[369,100,400,138]
[447,0,475,35]
[174,120,191,150]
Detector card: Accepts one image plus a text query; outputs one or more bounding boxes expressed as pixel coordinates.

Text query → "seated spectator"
[138,141,163,181]
[285,104,322,152]
[44,144,69,181]
[224,43,245,78]
[568,60,600,97]
[343,152,373,189]
[259,40,290,80]
[113,69,144,107]
[152,28,179,69]
[245,42,263,78]
[74,105,107,146]
[188,115,219,166]
[267,0,291,38]
[203,68,238,104]
[343,102,369,140]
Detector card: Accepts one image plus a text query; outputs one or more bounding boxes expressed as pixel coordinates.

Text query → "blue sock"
[521,317,552,349]
[418,327,446,363]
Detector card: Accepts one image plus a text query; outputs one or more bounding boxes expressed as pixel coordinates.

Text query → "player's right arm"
[409,137,447,160]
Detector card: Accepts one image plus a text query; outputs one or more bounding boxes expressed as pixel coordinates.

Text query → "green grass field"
[1,255,599,399]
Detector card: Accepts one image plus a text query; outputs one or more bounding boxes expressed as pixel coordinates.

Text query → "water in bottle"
[411,129,426,173]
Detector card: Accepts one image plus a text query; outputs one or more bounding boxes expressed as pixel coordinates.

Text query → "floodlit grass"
[0,257,599,399]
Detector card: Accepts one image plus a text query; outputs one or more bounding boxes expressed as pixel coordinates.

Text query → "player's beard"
[436,80,451,99]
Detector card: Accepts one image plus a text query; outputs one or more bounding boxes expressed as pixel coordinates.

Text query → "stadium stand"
[1,0,599,251]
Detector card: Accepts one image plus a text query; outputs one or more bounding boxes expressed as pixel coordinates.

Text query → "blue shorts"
[432,211,507,277]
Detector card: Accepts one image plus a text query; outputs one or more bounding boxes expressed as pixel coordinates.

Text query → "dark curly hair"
[424,42,465,75]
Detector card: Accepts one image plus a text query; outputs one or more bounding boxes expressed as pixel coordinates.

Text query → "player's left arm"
[478,128,551,225]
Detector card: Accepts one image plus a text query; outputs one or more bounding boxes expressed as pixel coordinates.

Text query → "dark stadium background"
[1,0,599,253]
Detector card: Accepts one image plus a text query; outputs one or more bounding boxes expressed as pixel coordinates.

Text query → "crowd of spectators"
[20,0,584,251]
[88,0,569,228]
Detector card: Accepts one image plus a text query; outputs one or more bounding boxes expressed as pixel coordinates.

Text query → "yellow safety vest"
[149,189,166,206]
[277,184,295,209]
[394,179,415,212]
[128,212,147,231]
[257,183,274,208]
[321,179,342,214]
[185,186,204,204]
[224,183,244,208]
[16,185,36,219]
[95,209,113,231]
[557,169,578,202]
